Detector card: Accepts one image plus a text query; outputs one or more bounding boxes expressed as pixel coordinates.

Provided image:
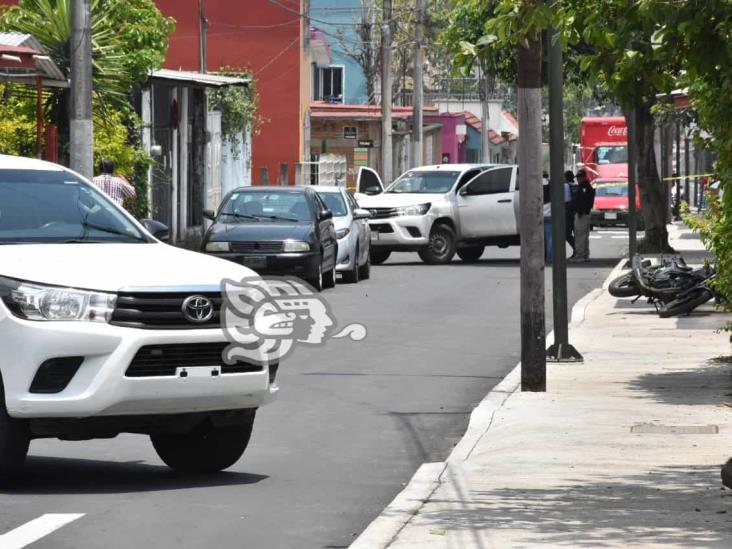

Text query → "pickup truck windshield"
[0,169,148,244]
[385,171,461,194]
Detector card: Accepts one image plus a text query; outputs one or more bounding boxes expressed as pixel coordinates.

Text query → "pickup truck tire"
[370,249,391,265]
[151,415,255,473]
[457,246,485,263]
[419,224,457,264]
[0,377,30,486]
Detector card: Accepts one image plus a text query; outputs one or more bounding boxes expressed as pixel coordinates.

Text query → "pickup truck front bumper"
[368,214,433,249]
[0,300,277,419]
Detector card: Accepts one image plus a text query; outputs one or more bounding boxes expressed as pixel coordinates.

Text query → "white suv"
[0,155,277,484]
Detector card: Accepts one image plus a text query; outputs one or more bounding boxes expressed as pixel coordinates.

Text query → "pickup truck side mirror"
[319,209,333,221]
[353,208,372,220]
[139,219,169,242]
[203,209,216,221]
[459,187,470,196]
[363,185,382,195]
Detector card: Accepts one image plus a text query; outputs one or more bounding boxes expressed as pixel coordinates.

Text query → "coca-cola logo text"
[607,126,627,137]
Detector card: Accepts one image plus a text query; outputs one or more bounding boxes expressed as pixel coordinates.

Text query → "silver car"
[315,186,372,283]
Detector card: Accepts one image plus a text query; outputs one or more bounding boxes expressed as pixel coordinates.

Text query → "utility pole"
[517,26,545,392]
[546,18,581,363]
[381,0,393,183]
[198,0,208,73]
[410,0,424,168]
[302,0,311,184]
[70,0,93,179]
[627,108,638,258]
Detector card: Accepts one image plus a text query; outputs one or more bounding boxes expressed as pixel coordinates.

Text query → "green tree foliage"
[0,84,36,156]
[208,68,262,157]
[0,0,174,149]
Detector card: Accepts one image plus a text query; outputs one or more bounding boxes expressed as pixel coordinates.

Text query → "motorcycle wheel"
[658,288,713,318]
[608,273,639,297]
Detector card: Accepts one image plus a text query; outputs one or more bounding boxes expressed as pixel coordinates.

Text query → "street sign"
[353,148,368,167]
[358,139,374,148]
[344,126,358,139]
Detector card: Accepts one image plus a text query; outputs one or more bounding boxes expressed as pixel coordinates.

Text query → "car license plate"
[604,212,618,220]
[241,255,267,269]
[371,231,379,241]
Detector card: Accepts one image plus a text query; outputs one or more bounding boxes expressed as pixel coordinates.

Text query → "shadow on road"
[4,455,268,495]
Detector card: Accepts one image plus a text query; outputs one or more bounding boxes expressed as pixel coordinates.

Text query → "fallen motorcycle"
[658,275,722,317]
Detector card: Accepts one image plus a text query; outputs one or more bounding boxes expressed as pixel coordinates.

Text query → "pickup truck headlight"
[336,228,351,239]
[205,241,231,252]
[397,203,431,216]
[0,277,116,322]
[283,240,311,252]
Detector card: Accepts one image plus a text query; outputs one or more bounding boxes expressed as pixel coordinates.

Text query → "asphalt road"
[0,230,628,549]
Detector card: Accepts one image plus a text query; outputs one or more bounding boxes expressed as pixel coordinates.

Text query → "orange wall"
[157,0,302,185]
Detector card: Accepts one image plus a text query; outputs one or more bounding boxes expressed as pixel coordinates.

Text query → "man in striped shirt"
[92,158,137,208]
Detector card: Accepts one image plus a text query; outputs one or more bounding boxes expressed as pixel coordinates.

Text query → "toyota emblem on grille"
[181,295,215,324]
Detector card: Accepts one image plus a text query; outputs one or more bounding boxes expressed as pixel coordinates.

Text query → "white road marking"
[589,235,601,239]
[0,514,84,549]
[611,235,628,239]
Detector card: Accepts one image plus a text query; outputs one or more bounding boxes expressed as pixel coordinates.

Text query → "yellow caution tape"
[662,173,715,181]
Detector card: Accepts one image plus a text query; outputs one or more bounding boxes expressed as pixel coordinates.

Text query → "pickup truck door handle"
[497,199,512,203]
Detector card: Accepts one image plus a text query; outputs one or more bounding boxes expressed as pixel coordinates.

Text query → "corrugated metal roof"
[0,32,67,87]
[150,69,250,88]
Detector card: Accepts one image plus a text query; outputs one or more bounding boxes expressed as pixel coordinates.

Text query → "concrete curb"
[350,463,446,549]
[349,277,609,549]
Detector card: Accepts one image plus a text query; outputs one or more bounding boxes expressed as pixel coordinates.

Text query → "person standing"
[569,169,595,263]
[92,158,137,208]
[564,170,576,258]
[542,172,552,265]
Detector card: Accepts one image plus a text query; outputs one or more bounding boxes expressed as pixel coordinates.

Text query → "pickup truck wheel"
[457,246,485,263]
[370,249,391,265]
[419,224,457,264]
[151,415,255,474]
[0,377,30,486]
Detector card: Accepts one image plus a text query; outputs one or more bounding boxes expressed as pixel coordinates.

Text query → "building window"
[316,66,344,103]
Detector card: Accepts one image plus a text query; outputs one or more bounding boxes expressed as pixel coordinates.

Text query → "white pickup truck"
[356,164,520,264]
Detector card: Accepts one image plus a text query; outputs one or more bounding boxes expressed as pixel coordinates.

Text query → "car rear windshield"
[595,184,628,197]
[316,192,348,217]
[385,171,461,194]
[0,169,148,244]
[220,190,313,222]
[595,145,628,164]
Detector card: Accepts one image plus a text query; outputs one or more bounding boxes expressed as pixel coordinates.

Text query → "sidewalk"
[353,223,732,548]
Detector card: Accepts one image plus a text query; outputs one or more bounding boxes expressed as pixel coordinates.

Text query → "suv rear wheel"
[0,377,30,486]
[151,412,256,473]
[419,224,457,264]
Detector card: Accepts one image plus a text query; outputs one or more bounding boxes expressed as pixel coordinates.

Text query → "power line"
[253,36,300,75]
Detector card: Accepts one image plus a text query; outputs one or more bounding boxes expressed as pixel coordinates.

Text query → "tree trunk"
[634,103,671,252]
[518,34,546,392]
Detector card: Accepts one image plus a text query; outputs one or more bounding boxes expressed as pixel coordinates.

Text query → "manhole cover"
[630,423,719,434]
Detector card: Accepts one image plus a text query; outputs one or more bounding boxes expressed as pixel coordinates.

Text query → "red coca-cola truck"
[579,116,628,181]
